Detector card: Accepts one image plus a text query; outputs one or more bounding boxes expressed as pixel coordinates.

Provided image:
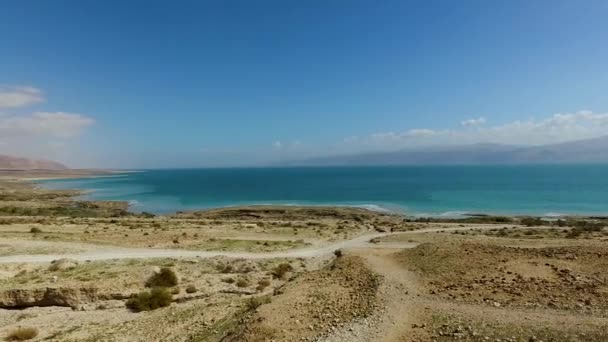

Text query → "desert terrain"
[0,171,607,341]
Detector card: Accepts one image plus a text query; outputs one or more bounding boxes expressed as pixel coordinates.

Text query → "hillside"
[0,155,68,170]
[294,136,608,166]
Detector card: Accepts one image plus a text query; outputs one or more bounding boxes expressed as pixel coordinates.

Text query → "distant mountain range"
[292,136,608,166]
[0,155,68,170]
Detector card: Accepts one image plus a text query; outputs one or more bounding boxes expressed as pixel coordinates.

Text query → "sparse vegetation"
[256,279,271,291]
[29,227,42,233]
[246,296,271,310]
[140,211,155,218]
[145,267,179,287]
[236,278,250,287]
[572,220,604,231]
[411,215,515,224]
[220,264,235,273]
[6,176,608,341]
[520,217,544,226]
[566,228,583,239]
[126,287,173,312]
[271,263,293,279]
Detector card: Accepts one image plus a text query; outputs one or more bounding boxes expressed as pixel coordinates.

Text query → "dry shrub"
[221,264,234,273]
[246,296,271,310]
[272,263,293,279]
[236,278,250,288]
[146,267,178,287]
[256,279,271,291]
[6,327,38,341]
[186,284,198,293]
[126,287,172,312]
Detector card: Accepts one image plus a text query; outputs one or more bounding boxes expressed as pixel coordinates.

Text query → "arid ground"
[0,171,607,341]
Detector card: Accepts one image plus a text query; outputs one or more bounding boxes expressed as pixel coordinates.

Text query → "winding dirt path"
[0,232,394,263]
[0,225,495,264]
[321,246,608,342]
[318,248,425,342]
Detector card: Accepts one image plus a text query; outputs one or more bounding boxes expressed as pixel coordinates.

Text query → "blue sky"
[1,0,608,168]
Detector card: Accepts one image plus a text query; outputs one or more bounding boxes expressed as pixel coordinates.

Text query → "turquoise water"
[36,166,608,217]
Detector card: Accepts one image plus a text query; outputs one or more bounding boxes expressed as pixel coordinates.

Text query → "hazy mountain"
[0,155,68,170]
[293,136,608,166]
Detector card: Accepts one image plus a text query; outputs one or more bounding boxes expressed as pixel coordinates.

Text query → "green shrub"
[146,268,178,287]
[126,287,172,312]
[6,327,38,341]
[29,227,42,234]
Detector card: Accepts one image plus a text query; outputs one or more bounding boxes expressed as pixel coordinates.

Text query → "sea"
[35,165,608,217]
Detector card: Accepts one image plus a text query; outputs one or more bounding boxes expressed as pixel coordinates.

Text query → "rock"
[0,287,102,309]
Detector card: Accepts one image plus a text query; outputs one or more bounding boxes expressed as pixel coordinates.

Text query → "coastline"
[27,173,134,181]
[2,169,140,181]
[0,169,129,181]
[9,168,608,220]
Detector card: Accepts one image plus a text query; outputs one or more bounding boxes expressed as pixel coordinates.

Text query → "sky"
[1,0,608,168]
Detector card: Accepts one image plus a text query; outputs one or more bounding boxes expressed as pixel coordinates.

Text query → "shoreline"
[28,173,135,181]
[0,169,134,181]
[8,169,608,220]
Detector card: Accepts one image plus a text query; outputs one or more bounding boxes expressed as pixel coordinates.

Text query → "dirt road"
[0,226,493,263]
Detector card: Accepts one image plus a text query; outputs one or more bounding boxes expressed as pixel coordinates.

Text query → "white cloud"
[403,128,438,137]
[0,86,96,166]
[203,111,608,166]
[0,86,44,108]
[460,117,486,127]
[343,111,608,151]
[368,129,438,143]
[343,136,359,143]
[0,112,95,138]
